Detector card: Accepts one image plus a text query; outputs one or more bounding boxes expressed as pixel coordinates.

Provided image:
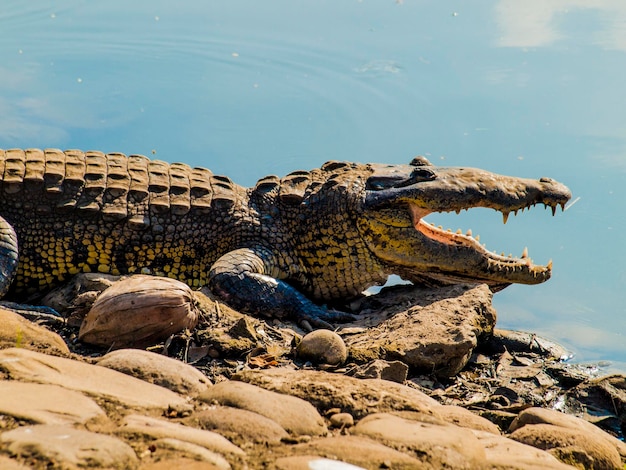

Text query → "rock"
[228,316,260,341]
[296,330,347,366]
[0,307,69,355]
[282,435,422,469]
[274,456,368,470]
[79,275,199,349]
[118,414,245,457]
[484,329,571,360]
[472,430,576,469]
[186,406,289,444]
[198,380,327,437]
[0,424,137,469]
[139,457,226,470]
[346,284,496,377]
[96,348,212,396]
[329,413,354,428]
[509,407,626,462]
[436,404,501,434]
[567,374,626,441]
[233,368,441,420]
[0,455,31,469]
[0,380,106,425]
[152,439,232,469]
[509,423,621,470]
[353,413,486,467]
[346,359,408,383]
[0,347,191,412]
[41,273,122,326]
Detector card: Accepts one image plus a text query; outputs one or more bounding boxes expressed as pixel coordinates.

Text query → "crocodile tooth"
[475,234,480,242]
[456,228,462,234]
[521,247,528,259]
[560,202,566,211]
[502,211,510,224]
[466,229,472,237]
[547,259,553,270]
[551,205,557,216]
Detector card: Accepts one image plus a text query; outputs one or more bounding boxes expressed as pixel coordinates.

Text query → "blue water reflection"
[1,1,624,369]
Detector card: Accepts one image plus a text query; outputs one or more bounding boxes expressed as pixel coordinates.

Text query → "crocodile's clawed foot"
[297,309,356,332]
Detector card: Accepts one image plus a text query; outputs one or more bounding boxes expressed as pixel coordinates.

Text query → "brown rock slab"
[0,455,31,469]
[567,375,626,450]
[139,458,224,470]
[346,359,408,383]
[233,368,442,420]
[187,406,288,444]
[0,380,106,425]
[472,430,576,470]
[486,328,570,359]
[274,456,367,470]
[289,435,422,469]
[198,380,327,437]
[510,406,626,461]
[0,307,69,355]
[346,284,496,377]
[437,404,501,434]
[152,439,231,469]
[0,424,137,469]
[119,414,245,457]
[353,412,486,467]
[0,347,190,411]
[96,348,212,396]
[509,423,621,470]
[329,412,354,428]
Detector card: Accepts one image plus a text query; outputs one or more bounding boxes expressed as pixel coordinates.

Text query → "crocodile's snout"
[359,159,572,288]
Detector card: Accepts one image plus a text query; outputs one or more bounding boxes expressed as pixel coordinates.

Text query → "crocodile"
[0,149,571,328]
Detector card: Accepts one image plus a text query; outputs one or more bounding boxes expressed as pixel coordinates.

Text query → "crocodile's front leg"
[208,246,354,330]
[0,217,61,319]
[0,217,19,297]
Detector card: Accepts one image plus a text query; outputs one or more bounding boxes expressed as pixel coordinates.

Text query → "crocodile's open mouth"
[407,202,563,276]
[359,160,571,287]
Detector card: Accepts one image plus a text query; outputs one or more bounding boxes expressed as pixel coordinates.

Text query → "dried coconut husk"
[78,275,199,349]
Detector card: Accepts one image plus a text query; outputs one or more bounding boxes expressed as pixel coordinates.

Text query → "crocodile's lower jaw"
[407,203,551,275]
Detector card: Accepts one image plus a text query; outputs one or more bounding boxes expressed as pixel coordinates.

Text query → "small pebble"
[330,413,354,428]
[296,330,347,366]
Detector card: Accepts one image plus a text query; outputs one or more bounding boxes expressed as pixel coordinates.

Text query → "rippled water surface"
[1,1,625,369]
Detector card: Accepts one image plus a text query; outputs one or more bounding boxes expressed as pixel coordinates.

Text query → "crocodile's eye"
[366,167,436,190]
[410,167,436,182]
[366,176,406,190]
[389,168,436,188]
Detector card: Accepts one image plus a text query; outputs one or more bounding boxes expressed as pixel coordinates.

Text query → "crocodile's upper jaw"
[357,158,572,288]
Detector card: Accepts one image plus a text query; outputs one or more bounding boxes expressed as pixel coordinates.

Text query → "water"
[1,1,624,370]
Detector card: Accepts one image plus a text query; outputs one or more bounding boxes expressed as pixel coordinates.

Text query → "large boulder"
[344,284,496,377]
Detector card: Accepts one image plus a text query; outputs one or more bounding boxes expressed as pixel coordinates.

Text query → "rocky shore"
[0,275,624,469]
